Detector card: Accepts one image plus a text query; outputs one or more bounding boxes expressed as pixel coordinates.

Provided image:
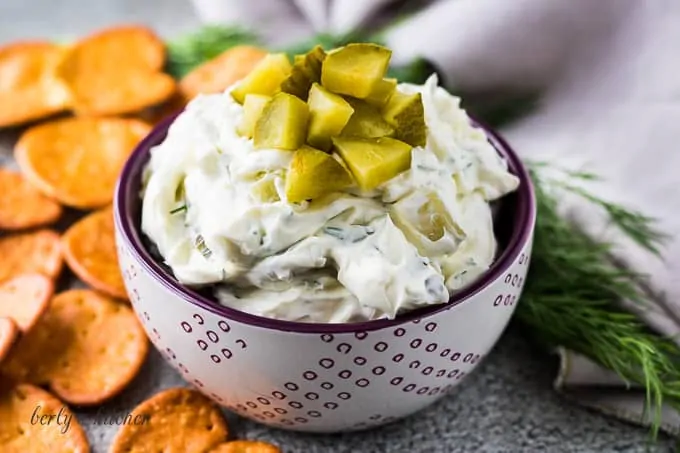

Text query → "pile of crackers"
[0,25,278,452]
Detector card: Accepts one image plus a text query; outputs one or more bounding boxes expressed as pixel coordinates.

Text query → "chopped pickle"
[230,53,292,104]
[285,145,354,202]
[251,177,280,203]
[382,91,427,147]
[332,136,412,191]
[341,98,394,138]
[416,194,450,241]
[281,45,326,100]
[365,77,397,108]
[321,43,392,99]
[390,192,458,256]
[253,93,310,150]
[237,94,270,138]
[307,83,354,151]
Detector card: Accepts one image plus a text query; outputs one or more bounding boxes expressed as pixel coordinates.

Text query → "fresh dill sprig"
[165,25,260,78]
[517,164,677,438]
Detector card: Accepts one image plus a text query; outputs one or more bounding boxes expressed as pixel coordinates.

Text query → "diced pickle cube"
[237,94,271,138]
[382,91,427,147]
[307,83,354,151]
[281,45,326,100]
[365,77,397,108]
[285,145,354,202]
[321,43,392,99]
[251,177,280,203]
[253,93,310,150]
[332,136,412,191]
[230,53,292,104]
[341,98,394,138]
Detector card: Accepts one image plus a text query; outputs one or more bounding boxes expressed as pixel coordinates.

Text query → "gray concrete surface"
[0,1,676,451]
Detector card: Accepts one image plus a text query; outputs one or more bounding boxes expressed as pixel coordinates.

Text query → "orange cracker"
[0,381,89,453]
[179,45,268,100]
[57,25,177,116]
[109,387,229,453]
[15,117,151,209]
[0,41,71,128]
[0,318,18,363]
[209,441,282,453]
[0,229,63,284]
[0,273,53,332]
[1,289,148,406]
[62,206,127,300]
[0,168,62,231]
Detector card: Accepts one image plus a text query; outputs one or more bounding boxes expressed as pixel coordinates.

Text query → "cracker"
[62,206,127,299]
[0,41,71,128]
[0,273,53,331]
[15,117,151,209]
[209,441,281,453]
[57,25,176,116]
[0,381,89,453]
[0,318,18,363]
[179,45,268,100]
[0,168,62,231]
[1,289,148,406]
[109,387,229,453]
[0,230,62,284]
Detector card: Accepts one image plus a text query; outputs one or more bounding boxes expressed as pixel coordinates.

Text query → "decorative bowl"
[113,113,536,433]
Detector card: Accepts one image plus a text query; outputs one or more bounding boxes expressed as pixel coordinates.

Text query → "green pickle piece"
[280,45,326,100]
[253,93,310,150]
[230,53,292,104]
[251,177,280,203]
[237,94,271,138]
[306,83,354,151]
[332,136,412,191]
[341,98,394,138]
[285,145,354,202]
[382,91,427,147]
[365,78,397,108]
[321,43,392,99]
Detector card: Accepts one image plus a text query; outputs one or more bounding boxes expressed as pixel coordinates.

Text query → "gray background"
[0,1,675,451]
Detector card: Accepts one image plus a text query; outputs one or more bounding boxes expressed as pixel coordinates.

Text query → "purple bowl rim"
[114,112,536,334]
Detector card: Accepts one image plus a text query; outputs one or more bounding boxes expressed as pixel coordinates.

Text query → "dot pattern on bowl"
[178,312,248,365]
[223,321,486,429]
[493,251,530,309]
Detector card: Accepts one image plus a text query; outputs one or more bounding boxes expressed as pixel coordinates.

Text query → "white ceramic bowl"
[113,114,536,433]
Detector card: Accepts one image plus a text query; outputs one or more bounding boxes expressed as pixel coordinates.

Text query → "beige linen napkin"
[189,0,680,434]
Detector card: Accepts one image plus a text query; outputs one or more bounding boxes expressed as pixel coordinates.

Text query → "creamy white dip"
[141,74,519,323]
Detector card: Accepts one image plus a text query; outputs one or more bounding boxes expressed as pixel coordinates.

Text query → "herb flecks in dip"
[141,43,519,323]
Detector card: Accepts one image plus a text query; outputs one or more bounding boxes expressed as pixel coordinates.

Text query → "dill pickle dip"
[141,44,519,323]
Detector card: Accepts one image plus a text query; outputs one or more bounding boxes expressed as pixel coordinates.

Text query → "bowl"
[113,113,536,433]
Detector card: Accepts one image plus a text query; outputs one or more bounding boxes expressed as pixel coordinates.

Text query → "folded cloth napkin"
[190,0,680,433]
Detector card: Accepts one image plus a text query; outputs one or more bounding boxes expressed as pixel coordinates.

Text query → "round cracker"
[57,25,176,116]
[0,381,89,453]
[0,168,62,230]
[109,387,229,453]
[62,206,127,299]
[1,289,148,406]
[179,45,268,100]
[0,41,71,128]
[0,318,19,363]
[209,441,281,453]
[15,117,151,209]
[0,273,53,331]
[0,230,63,284]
